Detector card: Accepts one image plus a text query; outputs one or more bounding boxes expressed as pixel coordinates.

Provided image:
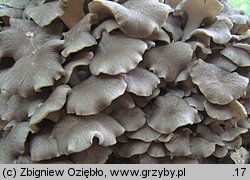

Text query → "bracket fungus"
[0,0,250,164]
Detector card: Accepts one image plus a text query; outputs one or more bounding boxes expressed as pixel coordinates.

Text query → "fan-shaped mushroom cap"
[0,39,65,97]
[233,43,250,52]
[189,137,216,158]
[92,20,119,39]
[26,0,84,28]
[117,140,151,158]
[52,113,125,155]
[30,85,71,131]
[0,121,30,163]
[111,107,146,132]
[175,0,223,40]
[204,100,247,121]
[229,14,250,34]
[220,46,250,67]
[190,59,249,105]
[212,146,228,158]
[148,94,197,134]
[89,0,171,38]
[126,124,161,142]
[89,32,147,76]
[147,142,169,158]
[26,0,65,27]
[142,42,193,81]
[124,67,160,96]
[237,118,250,129]
[220,127,248,141]
[67,75,127,116]
[225,136,242,150]
[61,13,97,57]
[188,17,233,44]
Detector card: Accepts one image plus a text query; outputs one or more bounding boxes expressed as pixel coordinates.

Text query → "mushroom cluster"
[0,0,250,164]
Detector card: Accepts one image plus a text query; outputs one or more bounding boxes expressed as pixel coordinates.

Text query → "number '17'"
[235,168,246,176]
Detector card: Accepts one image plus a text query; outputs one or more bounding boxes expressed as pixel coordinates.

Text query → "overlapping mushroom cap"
[89,0,172,38]
[190,59,249,105]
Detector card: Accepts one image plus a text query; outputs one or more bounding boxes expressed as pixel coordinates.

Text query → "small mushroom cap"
[233,43,250,52]
[237,118,250,129]
[142,42,193,82]
[220,127,248,141]
[148,94,197,134]
[124,67,160,96]
[175,0,223,40]
[52,113,125,155]
[212,146,228,158]
[26,1,65,27]
[189,137,215,158]
[69,143,112,164]
[188,17,233,44]
[61,13,97,57]
[67,75,127,116]
[29,85,71,131]
[220,46,250,67]
[89,0,172,38]
[147,142,169,158]
[126,124,161,142]
[117,140,151,158]
[92,20,119,39]
[89,32,148,75]
[225,136,242,150]
[0,121,30,163]
[204,100,247,121]
[111,107,146,132]
[190,59,249,105]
